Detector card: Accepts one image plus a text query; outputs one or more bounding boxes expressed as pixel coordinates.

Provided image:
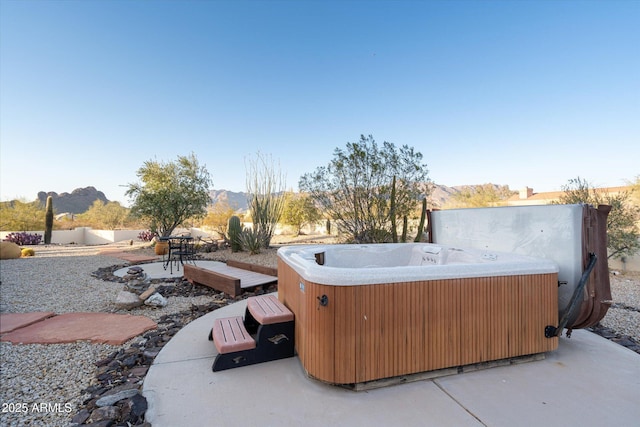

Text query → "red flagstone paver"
[0,313,157,345]
[0,312,56,334]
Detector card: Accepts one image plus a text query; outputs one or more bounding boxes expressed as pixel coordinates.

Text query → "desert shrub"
[138,230,156,242]
[246,152,286,248]
[21,248,35,257]
[195,237,218,253]
[4,232,42,245]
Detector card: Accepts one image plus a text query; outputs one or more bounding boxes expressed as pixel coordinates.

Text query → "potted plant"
[154,237,169,255]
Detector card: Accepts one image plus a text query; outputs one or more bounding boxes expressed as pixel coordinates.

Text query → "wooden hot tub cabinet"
[278,258,558,386]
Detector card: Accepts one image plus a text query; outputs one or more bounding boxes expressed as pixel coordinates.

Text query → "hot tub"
[277,243,559,386]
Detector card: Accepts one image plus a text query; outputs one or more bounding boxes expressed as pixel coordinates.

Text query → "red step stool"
[209,294,295,371]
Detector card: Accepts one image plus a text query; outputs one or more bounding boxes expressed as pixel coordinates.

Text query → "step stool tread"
[247,295,294,325]
[212,316,256,354]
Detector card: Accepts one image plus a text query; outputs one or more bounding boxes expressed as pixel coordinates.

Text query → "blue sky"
[1,0,638,206]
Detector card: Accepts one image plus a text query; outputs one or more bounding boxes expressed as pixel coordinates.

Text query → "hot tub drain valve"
[317,294,329,307]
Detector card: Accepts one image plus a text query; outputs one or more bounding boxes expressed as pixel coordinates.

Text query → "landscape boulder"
[144,293,168,308]
[138,286,157,301]
[0,241,22,259]
[115,291,144,310]
[114,266,169,310]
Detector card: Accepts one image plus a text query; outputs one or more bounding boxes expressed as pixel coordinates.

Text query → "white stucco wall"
[0,228,144,245]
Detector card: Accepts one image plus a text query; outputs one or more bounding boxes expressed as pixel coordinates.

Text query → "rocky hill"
[37,187,109,214]
[429,184,461,208]
[209,189,249,212]
[429,183,516,209]
[28,184,508,216]
[209,183,512,212]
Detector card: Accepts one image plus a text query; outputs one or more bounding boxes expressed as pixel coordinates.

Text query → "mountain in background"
[22,183,509,216]
[429,184,462,208]
[209,189,250,212]
[208,183,511,212]
[37,187,109,214]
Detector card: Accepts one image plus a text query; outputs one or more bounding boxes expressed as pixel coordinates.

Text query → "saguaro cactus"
[227,215,242,252]
[390,176,398,243]
[414,197,427,243]
[44,196,53,244]
[401,215,408,243]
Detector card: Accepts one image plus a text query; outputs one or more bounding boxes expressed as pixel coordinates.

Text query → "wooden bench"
[226,260,277,277]
[184,262,277,297]
[209,294,295,372]
[185,264,241,296]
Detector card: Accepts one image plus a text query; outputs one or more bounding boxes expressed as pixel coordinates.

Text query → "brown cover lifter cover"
[569,204,612,331]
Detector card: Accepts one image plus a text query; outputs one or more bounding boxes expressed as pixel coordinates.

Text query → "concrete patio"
[142,294,640,427]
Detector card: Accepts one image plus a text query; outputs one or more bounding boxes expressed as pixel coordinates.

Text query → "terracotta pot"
[154,241,169,255]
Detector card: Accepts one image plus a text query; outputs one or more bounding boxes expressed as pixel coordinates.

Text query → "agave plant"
[238,227,269,255]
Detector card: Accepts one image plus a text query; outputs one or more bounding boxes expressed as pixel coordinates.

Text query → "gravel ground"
[1,251,124,426]
[600,271,640,342]
[0,240,638,426]
[0,240,285,427]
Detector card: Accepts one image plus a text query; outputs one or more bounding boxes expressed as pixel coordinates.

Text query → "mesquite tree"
[299,135,429,243]
[126,153,212,237]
